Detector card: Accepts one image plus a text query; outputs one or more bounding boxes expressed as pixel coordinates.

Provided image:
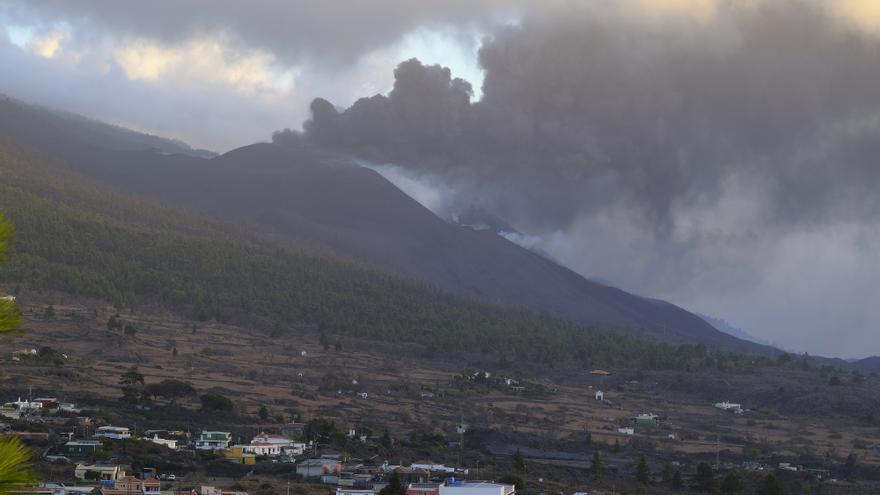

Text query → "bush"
[200,392,234,411]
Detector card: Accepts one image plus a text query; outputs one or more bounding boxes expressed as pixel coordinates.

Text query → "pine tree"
[757,474,785,495]
[636,455,651,484]
[662,464,674,483]
[692,463,717,493]
[671,470,684,490]
[590,451,603,480]
[513,449,527,472]
[720,473,743,493]
[379,471,405,495]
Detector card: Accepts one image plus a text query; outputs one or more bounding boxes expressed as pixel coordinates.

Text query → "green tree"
[636,455,651,484]
[590,451,603,480]
[143,379,195,403]
[258,405,269,420]
[200,392,234,411]
[692,463,717,493]
[119,366,145,403]
[513,449,527,472]
[661,464,674,483]
[497,475,525,489]
[0,216,37,493]
[379,471,405,495]
[382,430,393,450]
[671,470,684,490]
[720,473,743,493]
[757,474,785,495]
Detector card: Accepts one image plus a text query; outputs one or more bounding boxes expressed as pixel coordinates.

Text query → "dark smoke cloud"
[299,2,880,232]
[283,1,880,357]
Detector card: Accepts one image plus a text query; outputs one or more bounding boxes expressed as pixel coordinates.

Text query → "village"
[0,377,849,495]
[1,299,879,495]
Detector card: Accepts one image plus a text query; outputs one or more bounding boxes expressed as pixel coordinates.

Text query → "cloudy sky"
[3,0,880,358]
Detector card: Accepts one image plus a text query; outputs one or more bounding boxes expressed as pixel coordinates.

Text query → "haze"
[2,0,880,358]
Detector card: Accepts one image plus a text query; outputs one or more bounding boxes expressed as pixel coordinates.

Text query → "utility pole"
[456,422,467,468]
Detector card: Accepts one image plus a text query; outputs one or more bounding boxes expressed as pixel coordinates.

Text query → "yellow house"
[223,446,256,465]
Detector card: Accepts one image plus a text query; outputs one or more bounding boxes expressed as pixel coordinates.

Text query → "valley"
[2,293,879,494]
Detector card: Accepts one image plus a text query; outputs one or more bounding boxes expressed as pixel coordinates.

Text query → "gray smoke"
[298,2,880,232]
[284,1,880,356]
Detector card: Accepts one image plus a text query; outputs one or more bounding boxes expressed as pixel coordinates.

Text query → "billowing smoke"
[277,1,880,357]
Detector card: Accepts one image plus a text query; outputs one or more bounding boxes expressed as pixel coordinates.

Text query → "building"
[34,398,59,408]
[41,483,100,495]
[391,468,430,484]
[631,414,659,426]
[239,433,306,457]
[74,464,125,482]
[8,397,42,411]
[297,458,341,479]
[410,462,455,474]
[242,442,283,457]
[223,447,256,465]
[63,440,104,458]
[195,431,232,450]
[143,435,177,450]
[589,370,611,376]
[714,401,744,414]
[281,423,306,438]
[336,490,374,495]
[99,476,160,495]
[406,484,441,495]
[617,427,635,436]
[199,487,249,495]
[594,390,604,401]
[439,481,515,495]
[95,426,131,440]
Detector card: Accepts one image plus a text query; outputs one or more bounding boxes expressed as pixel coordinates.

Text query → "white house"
[714,401,744,414]
[247,433,306,456]
[439,481,515,495]
[618,427,635,436]
[143,435,177,450]
[8,397,42,411]
[595,390,604,401]
[1,295,15,301]
[94,426,131,440]
[411,462,455,473]
[242,443,283,456]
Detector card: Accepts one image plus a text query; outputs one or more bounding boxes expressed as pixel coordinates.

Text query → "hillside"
[0,97,766,353]
[0,136,758,370]
[0,95,215,158]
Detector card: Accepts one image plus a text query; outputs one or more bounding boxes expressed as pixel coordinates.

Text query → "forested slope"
[0,136,754,369]
[0,96,766,352]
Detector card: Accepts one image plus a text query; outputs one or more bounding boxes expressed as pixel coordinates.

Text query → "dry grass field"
[2,291,879,476]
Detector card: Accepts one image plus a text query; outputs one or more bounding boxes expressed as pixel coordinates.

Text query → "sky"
[2,0,880,358]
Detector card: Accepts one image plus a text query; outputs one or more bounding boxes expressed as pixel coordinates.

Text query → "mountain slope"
[0,95,215,158]
[0,135,757,370]
[0,97,768,352]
